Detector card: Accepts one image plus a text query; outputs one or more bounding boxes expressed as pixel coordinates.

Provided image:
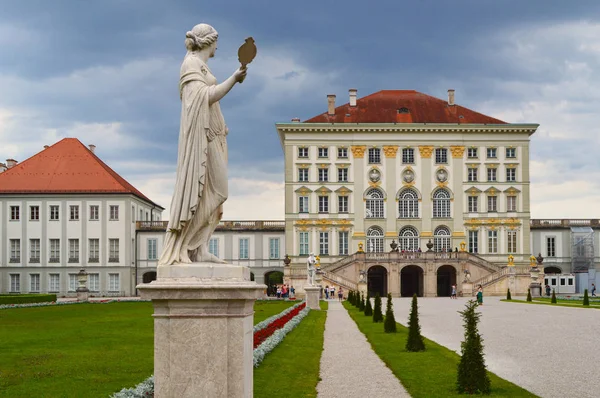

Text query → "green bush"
[526,289,532,302]
[359,293,365,311]
[0,294,57,305]
[506,289,511,300]
[457,300,491,395]
[364,293,373,316]
[348,291,353,304]
[372,293,383,323]
[551,289,557,304]
[405,294,425,352]
[583,289,590,306]
[384,293,397,333]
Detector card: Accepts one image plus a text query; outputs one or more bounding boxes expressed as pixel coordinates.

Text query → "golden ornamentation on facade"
[351,145,366,158]
[506,188,517,195]
[436,181,448,188]
[466,163,478,169]
[487,188,497,196]
[421,231,433,237]
[336,187,352,196]
[315,187,331,195]
[353,232,366,237]
[464,217,522,227]
[368,180,382,188]
[452,232,466,237]
[297,226,309,231]
[385,232,397,237]
[318,163,329,168]
[383,145,399,158]
[296,187,312,195]
[486,164,498,169]
[357,242,364,253]
[468,188,480,195]
[418,145,434,158]
[505,163,518,168]
[450,146,466,158]
[459,241,466,252]
[508,254,515,266]
[296,163,310,168]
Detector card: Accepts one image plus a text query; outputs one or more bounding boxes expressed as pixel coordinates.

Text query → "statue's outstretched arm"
[208,66,247,105]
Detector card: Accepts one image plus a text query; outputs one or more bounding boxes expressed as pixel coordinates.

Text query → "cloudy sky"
[1,0,600,219]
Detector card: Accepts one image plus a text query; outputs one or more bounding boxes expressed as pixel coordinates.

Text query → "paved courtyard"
[392,296,600,398]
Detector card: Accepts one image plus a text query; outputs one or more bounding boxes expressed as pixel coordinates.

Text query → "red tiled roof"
[304,90,507,124]
[0,138,163,208]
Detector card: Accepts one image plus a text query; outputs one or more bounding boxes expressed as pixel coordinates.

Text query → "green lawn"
[0,300,296,398]
[502,298,600,309]
[255,301,328,398]
[343,302,537,398]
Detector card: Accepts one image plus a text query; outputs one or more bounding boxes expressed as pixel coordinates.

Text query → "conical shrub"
[372,293,383,323]
[348,291,353,304]
[506,288,512,300]
[364,292,373,316]
[583,289,590,306]
[457,300,491,394]
[405,294,425,352]
[551,289,557,304]
[384,293,397,333]
[526,289,532,302]
[359,292,365,311]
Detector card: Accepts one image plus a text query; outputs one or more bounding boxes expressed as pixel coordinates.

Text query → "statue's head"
[185,24,219,55]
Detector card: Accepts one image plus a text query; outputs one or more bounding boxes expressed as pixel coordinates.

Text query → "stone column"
[304,286,321,309]
[138,264,265,398]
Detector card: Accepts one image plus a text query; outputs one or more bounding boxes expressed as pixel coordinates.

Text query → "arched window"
[366,189,384,218]
[399,226,419,251]
[433,189,451,218]
[398,189,419,218]
[367,226,384,253]
[434,226,451,252]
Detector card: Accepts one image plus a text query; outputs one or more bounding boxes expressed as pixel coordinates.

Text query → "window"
[507,196,517,212]
[398,189,418,218]
[467,148,478,158]
[368,148,381,164]
[318,147,329,158]
[435,148,447,164]
[70,205,79,221]
[507,231,517,254]
[209,238,219,257]
[30,239,40,263]
[30,206,39,221]
[366,226,384,253]
[338,231,349,255]
[338,168,348,182]
[433,189,450,218]
[50,239,60,262]
[108,273,120,292]
[10,274,21,293]
[318,196,329,213]
[402,148,414,164]
[338,196,348,213]
[434,226,451,252]
[546,237,556,257]
[469,230,479,253]
[49,274,60,292]
[506,147,516,158]
[487,168,497,182]
[139,209,143,221]
[69,274,77,292]
[109,239,119,262]
[298,196,309,213]
[269,238,280,259]
[338,147,348,158]
[89,274,100,292]
[145,212,149,221]
[298,168,309,182]
[69,239,79,262]
[50,205,59,220]
[506,167,516,182]
[467,168,478,182]
[298,147,308,158]
[468,196,478,213]
[318,168,328,182]
[487,148,497,158]
[399,226,419,251]
[90,205,99,221]
[30,274,40,292]
[148,239,157,260]
[319,232,329,255]
[10,239,20,263]
[110,205,119,220]
[366,189,384,218]
[239,238,249,259]
[10,205,20,221]
[488,230,498,253]
[487,196,497,212]
[299,232,309,255]
[89,239,99,262]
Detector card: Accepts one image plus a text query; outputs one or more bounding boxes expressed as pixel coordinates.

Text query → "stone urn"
[283,254,291,266]
[426,239,434,252]
[390,240,398,252]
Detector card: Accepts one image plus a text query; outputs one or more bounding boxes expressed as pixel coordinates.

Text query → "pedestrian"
[451,284,457,299]
[276,286,281,299]
[324,285,329,299]
[330,286,335,299]
[592,283,596,297]
[476,285,483,306]
[545,284,551,297]
[338,287,343,301]
[290,286,295,299]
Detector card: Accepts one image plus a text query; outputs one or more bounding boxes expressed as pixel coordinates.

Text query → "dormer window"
[398,107,410,114]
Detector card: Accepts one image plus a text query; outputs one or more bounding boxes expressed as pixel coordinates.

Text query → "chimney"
[43,145,49,149]
[89,144,96,153]
[6,159,17,169]
[327,94,336,115]
[448,89,455,106]
[291,117,300,123]
[349,89,357,107]
[0,163,6,173]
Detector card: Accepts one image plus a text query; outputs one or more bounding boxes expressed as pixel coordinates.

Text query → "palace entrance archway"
[367,265,388,297]
[436,265,456,297]
[142,271,157,284]
[264,271,283,296]
[401,265,423,297]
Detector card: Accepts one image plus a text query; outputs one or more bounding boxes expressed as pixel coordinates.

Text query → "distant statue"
[158,23,251,266]
[307,253,317,286]
[463,269,471,283]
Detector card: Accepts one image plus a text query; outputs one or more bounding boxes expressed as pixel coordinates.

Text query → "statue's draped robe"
[158,52,228,265]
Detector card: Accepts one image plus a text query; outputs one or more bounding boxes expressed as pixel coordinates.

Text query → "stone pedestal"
[304,286,321,310]
[462,282,473,297]
[137,263,265,398]
[530,282,542,297]
[76,288,89,302]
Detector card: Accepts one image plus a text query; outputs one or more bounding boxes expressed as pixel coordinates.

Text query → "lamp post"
[76,269,89,302]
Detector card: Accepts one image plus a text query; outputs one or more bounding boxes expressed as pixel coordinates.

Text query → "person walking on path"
[451,284,457,299]
[330,286,335,300]
[477,285,484,305]
[592,283,596,297]
[324,285,329,299]
[338,287,344,301]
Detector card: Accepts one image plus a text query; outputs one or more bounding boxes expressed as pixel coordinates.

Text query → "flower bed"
[0,298,149,310]
[253,301,306,348]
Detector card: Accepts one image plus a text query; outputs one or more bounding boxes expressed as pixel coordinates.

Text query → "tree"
[359,292,365,311]
[506,288,512,300]
[372,293,383,323]
[405,294,425,352]
[526,289,532,302]
[583,289,590,306]
[364,292,373,316]
[348,291,354,305]
[456,300,491,395]
[551,289,557,304]
[384,293,397,333]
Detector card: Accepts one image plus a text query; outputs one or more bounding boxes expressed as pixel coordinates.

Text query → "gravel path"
[316,300,410,398]
[392,296,600,398]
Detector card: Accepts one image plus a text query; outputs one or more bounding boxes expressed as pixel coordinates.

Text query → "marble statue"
[307,253,317,286]
[158,23,250,266]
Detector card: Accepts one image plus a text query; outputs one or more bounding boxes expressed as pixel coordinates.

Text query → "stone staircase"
[470,266,531,295]
[319,270,357,291]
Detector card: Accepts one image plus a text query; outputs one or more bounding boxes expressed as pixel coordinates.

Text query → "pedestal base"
[530,282,542,298]
[304,286,321,310]
[76,288,89,302]
[462,282,473,297]
[137,263,265,398]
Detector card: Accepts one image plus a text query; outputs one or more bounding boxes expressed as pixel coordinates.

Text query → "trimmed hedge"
[0,294,57,305]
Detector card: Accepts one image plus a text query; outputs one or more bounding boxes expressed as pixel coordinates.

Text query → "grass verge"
[254,300,328,398]
[502,299,600,309]
[343,302,537,398]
